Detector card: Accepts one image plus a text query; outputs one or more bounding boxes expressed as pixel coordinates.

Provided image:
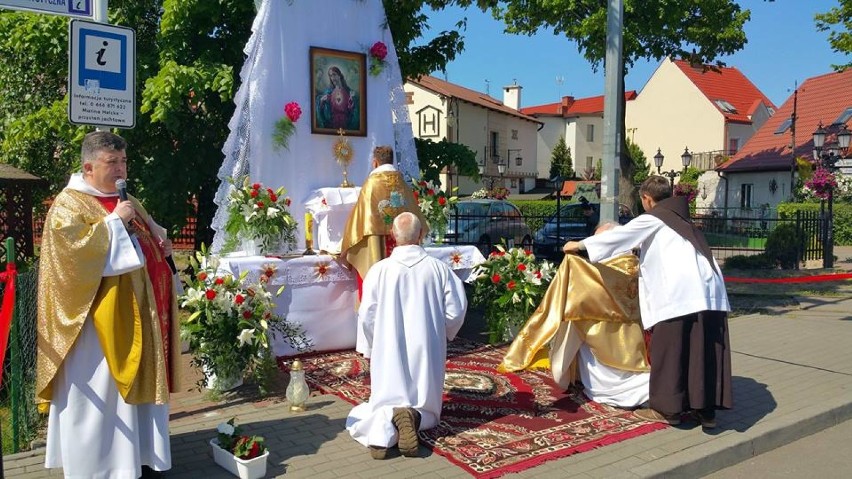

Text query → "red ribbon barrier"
[725,272,852,283]
[0,262,17,384]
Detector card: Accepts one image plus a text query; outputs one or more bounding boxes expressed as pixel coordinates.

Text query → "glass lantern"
[285,359,310,412]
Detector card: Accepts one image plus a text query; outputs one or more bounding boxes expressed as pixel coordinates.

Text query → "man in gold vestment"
[499,224,650,408]
[340,146,427,294]
[36,132,180,478]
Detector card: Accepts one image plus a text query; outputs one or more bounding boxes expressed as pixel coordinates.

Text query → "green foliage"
[549,136,574,180]
[514,200,557,233]
[765,223,806,270]
[384,0,468,79]
[722,253,777,271]
[626,137,650,186]
[815,0,852,71]
[777,201,852,245]
[414,138,479,184]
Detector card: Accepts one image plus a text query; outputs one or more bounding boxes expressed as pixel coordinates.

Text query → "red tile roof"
[408,75,541,124]
[672,59,776,124]
[520,91,638,117]
[719,69,852,172]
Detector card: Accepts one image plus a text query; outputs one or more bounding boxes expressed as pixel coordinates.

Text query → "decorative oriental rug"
[287,339,666,478]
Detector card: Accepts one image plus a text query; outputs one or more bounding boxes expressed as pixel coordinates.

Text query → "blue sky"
[425,1,848,109]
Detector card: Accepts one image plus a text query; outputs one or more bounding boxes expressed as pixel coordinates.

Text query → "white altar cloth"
[217,245,486,356]
[304,187,362,254]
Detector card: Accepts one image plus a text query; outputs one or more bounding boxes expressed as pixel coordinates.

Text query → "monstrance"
[333,128,354,187]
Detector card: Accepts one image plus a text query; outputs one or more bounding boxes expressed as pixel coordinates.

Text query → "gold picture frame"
[310,46,367,136]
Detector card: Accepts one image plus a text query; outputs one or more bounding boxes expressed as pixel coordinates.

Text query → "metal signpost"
[0,0,93,18]
[68,19,135,128]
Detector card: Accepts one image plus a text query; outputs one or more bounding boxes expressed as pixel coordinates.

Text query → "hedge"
[776,201,852,245]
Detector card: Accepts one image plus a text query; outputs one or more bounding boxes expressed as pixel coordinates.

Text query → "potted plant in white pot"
[211,418,269,479]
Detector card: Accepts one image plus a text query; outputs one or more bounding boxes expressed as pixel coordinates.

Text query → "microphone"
[115,179,178,275]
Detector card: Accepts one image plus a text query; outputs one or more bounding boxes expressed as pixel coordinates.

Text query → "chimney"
[560,96,575,116]
[503,80,522,110]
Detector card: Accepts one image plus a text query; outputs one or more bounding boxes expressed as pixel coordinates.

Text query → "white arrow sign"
[0,0,93,18]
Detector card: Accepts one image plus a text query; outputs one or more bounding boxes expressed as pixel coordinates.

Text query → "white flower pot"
[203,365,244,392]
[210,439,269,479]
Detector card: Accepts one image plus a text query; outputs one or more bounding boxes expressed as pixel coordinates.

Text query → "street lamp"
[479,155,507,190]
[550,175,566,245]
[653,147,693,188]
[812,122,851,268]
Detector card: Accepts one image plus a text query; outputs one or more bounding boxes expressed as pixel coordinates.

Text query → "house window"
[833,107,852,125]
[511,179,517,188]
[740,184,753,209]
[511,129,518,140]
[586,124,594,142]
[774,118,792,134]
[490,131,500,162]
[728,138,739,155]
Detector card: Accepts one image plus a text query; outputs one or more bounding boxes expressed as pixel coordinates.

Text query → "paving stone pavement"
[5,265,852,478]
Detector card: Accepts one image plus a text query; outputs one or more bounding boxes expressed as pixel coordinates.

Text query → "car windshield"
[455,202,489,216]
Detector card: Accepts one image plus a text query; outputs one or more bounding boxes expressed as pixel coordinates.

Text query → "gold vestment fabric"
[340,170,427,279]
[499,254,649,380]
[36,189,176,405]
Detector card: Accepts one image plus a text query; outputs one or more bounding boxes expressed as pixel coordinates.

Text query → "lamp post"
[812,122,851,268]
[550,175,566,245]
[479,156,506,190]
[654,147,693,188]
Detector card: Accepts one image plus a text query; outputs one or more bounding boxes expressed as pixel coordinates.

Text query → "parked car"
[533,202,634,261]
[445,199,533,254]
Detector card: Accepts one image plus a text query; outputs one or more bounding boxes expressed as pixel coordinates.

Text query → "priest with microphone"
[36,131,181,478]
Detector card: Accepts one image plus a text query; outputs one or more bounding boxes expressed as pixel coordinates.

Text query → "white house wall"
[701,170,793,212]
[626,58,726,176]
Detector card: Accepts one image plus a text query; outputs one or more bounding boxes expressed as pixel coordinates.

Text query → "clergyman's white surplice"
[346,245,467,448]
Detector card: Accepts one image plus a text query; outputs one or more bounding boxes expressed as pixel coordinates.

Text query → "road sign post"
[68,19,135,129]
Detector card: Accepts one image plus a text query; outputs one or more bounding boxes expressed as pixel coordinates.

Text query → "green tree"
[548,136,574,180]
[462,0,750,209]
[626,138,649,186]
[815,0,852,71]
[414,138,479,185]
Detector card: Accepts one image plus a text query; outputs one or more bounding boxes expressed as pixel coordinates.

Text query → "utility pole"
[789,82,798,198]
[600,0,623,223]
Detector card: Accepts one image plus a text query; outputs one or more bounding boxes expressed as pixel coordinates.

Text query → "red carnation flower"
[525,249,532,256]
[205,289,216,300]
[234,294,245,305]
[517,263,526,271]
[412,191,419,201]
[419,181,427,187]
[438,197,446,206]
[256,201,265,208]
[370,41,388,60]
[507,280,516,290]
[266,188,274,196]
[284,197,291,206]
[535,270,542,278]
[284,101,302,122]
[252,183,261,190]
[243,310,252,319]
[270,193,278,202]
[491,274,501,284]
[197,272,208,281]
[250,190,258,198]
[214,277,224,285]
[427,189,435,196]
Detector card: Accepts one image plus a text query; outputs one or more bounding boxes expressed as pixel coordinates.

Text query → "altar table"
[217,245,486,357]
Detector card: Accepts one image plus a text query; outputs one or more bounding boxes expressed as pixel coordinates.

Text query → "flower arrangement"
[216,418,267,460]
[224,176,298,254]
[470,188,489,199]
[411,179,457,243]
[803,166,837,200]
[180,246,312,393]
[488,186,510,200]
[472,244,556,343]
[673,182,698,203]
[368,41,388,76]
[272,101,302,150]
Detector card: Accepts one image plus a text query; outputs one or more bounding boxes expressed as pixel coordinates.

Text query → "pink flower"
[284,102,302,122]
[370,41,388,60]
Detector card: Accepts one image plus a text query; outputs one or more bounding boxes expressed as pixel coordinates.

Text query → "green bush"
[722,253,777,270]
[513,200,558,233]
[777,201,852,245]
[764,222,805,269]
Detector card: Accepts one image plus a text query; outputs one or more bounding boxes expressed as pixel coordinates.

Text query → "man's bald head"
[392,212,423,245]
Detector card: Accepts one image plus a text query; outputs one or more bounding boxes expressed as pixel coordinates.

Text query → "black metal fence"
[440,205,826,266]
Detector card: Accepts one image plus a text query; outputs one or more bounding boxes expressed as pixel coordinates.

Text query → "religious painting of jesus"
[310,47,367,137]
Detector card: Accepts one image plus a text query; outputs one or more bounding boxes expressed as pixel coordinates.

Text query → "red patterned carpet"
[286,339,666,478]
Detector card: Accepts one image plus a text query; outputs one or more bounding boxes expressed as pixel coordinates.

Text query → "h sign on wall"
[69,19,136,128]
